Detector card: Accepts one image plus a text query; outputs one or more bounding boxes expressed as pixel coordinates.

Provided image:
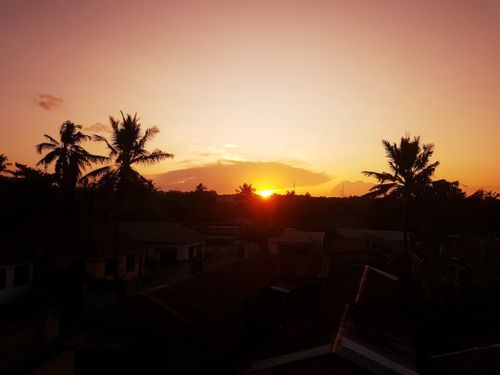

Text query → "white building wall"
[0,263,33,304]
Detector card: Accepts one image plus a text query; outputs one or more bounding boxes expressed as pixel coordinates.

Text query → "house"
[333,266,419,375]
[268,228,325,254]
[0,296,60,373]
[0,252,34,304]
[118,222,205,263]
[189,222,240,248]
[331,228,406,254]
[248,262,363,373]
[66,254,333,374]
[0,226,63,373]
[249,263,418,375]
[0,233,35,304]
[39,221,146,284]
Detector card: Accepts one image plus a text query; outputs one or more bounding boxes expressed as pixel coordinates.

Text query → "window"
[0,268,6,289]
[126,255,135,273]
[13,264,30,286]
[105,258,116,276]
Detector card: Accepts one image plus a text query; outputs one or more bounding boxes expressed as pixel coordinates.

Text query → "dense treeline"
[0,119,498,237]
[1,168,498,237]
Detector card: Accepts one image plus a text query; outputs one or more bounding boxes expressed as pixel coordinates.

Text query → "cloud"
[84,122,110,133]
[151,160,330,193]
[331,180,375,197]
[33,93,63,111]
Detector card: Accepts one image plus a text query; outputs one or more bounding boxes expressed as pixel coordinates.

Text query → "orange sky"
[1,0,499,195]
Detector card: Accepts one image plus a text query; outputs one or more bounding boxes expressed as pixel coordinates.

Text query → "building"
[0,297,60,373]
[118,222,205,263]
[268,228,325,254]
[249,263,419,375]
[330,228,406,254]
[0,245,34,304]
[39,222,146,284]
[65,254,332,374]
[333,266,419,375]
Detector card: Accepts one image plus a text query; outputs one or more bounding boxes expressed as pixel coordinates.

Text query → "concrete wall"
[0,306,59,373]
[48,252,143,283]
[0,263,33,303]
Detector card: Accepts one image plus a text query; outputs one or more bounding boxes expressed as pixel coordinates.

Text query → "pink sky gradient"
[1,0,499,195]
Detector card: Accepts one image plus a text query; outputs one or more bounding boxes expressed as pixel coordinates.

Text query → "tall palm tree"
[0,154,11,174]
[36,121,108,191]
[363,135,439,251]
[83,112,173,191]
[84,112,173,281]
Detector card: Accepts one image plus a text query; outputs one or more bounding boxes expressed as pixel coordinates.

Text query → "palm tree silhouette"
[83,112,173,281]
[363,135,439,251]
[36,121,108,192]
[83,112,173,191]
[0,154,11,174]
[236,183,256,198]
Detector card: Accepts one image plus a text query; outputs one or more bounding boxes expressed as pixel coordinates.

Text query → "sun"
[257,189,274,198]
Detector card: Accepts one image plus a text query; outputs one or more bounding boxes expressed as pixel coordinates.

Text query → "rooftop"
[118,222,204,244]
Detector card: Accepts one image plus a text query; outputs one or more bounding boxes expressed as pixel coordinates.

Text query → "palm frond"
[131,150,174,166]
[43,134,60,145]
[85,153,110,164]
[81,165,114,183]
[364,182,398,198]
[138,127,159,149]
[362,170,397,183]
[93,134,118,156]
[37,149,60,167]
[35,142,57,154]
[72,131,92,144]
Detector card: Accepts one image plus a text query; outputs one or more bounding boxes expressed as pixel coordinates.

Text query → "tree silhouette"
[363,135,439,251]
[83,112,173,192]
[195,183,207,192]
[36,121,107,192]
[0,154,11,174]
[236,183,256,198]
[11,163,56,186]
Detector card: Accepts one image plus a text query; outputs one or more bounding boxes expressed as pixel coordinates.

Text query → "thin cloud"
[151,160,330,193]
[84,122,110,133]
[33,93,63,111]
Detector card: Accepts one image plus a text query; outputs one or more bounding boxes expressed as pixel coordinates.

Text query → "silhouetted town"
[0,116,499,374]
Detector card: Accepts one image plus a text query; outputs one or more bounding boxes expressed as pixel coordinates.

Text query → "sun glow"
[258,189,274,198]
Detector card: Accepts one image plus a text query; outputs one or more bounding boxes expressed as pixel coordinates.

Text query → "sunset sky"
[1,0,499,195]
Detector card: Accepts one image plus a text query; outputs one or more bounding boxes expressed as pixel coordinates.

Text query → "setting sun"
[257,189,274,198]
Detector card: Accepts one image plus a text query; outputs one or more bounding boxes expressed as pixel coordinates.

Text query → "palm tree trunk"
[403,193,411,256]
[113,188,124,283]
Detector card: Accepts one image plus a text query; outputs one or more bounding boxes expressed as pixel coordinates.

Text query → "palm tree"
[83,112,173,192]
[195,183,207,192]
[0,154,12,174]
[83,112,173,281]
[363,135,439,251]
[36,121,108,192]
[236,183,256,198]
